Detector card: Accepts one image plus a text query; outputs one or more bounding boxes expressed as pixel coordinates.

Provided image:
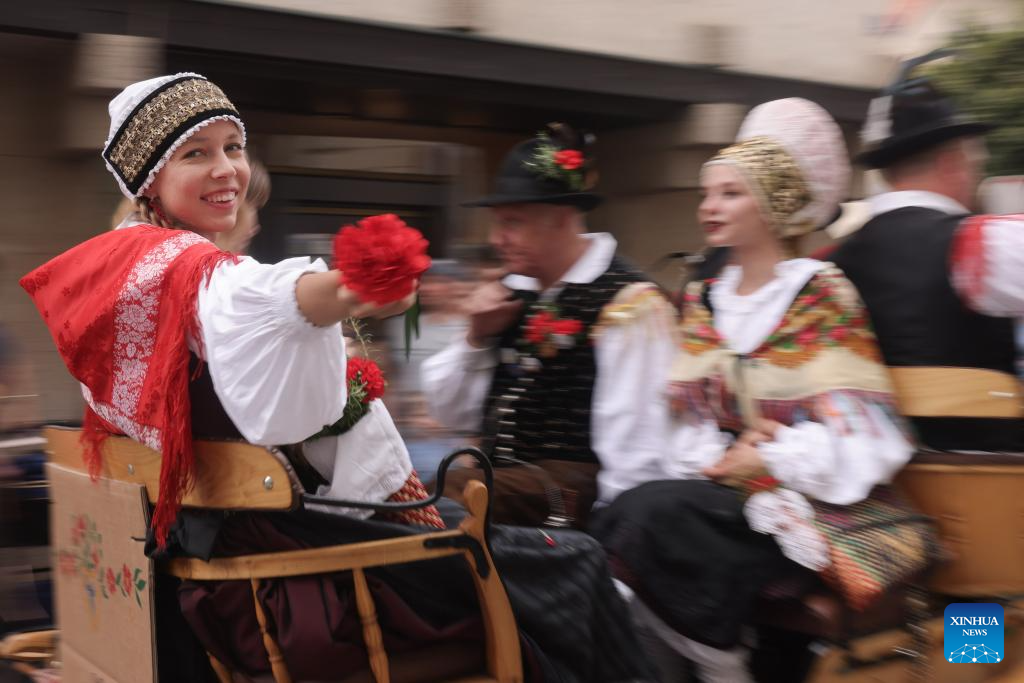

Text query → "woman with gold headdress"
[592,99,932,681]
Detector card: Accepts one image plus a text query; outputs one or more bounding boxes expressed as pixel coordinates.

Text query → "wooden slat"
[207,654,232,683]
[457,482,523,683]
[0,629,56,663]
[164,530,468,580]
[353,568,390,683]
[899,463,1024,475]
[888,366,1023,418]
[44,427,297,510]
[252,578,293,683]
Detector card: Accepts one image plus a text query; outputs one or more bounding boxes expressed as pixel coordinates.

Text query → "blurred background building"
[0,0,1018,427]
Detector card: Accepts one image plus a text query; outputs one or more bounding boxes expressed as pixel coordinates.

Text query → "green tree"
[928,22,1024,175]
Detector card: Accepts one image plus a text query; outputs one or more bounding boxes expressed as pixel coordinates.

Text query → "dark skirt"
[163,506,654,683]
[590,479,796,649]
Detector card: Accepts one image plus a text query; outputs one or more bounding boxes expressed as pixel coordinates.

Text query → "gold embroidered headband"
[102,73,245,198]
[706,136,814,239]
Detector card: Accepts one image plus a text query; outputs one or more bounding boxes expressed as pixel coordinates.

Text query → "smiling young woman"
[21,72,434,548]
[143,120,251,237]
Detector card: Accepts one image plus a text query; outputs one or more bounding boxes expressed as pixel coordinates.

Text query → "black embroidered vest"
[832,207,1021,451]
[482,257,645,464]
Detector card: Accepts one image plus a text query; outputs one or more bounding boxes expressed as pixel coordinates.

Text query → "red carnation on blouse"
[333,214,432,305]
[347,357,386,403]
[748,475,780,493]
[553,149,584,170]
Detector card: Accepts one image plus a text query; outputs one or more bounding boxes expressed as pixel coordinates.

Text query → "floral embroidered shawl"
[21,226,236,546]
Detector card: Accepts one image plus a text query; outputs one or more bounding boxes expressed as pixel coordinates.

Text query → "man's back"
[833,206,1021,451]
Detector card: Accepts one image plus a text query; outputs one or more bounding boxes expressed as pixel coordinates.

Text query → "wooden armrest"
[168,479,523,682]
[164,529,470,580]
[0,629,57,662]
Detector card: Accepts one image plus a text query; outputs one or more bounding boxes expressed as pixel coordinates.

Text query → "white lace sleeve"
[757,391,913,505]
[592,283,726,503]
[302,400,413,515]
[196,256,346,445]
[591,289,685,504]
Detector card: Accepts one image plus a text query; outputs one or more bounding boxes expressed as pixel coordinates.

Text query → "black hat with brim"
[463,135,603,211]
[463,189,602,211]
[857,119,994,169]
[856,52,996,169]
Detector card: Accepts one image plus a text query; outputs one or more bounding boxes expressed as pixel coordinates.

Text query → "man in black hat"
[832,53,1023,452]
[422,124,676,528]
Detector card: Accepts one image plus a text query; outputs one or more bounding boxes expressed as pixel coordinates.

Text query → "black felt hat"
[857,50,994,169]
[464,123,602,211]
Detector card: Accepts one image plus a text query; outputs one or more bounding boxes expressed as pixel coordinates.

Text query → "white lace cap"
[736,98,851,232]
[102,73,246,198]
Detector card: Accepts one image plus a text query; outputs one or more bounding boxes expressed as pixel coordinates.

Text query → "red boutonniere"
[521,307,585,360]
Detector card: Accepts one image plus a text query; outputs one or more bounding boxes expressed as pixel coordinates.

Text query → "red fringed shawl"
[21,226,236,546]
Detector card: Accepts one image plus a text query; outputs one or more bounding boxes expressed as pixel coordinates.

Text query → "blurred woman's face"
[697,164,771,250]
[146,120,250,235]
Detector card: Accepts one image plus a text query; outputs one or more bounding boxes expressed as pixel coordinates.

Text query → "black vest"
[482,257,645,464]
[832,207,1021,451]
[188,356,324,490]
[189,355,243,440]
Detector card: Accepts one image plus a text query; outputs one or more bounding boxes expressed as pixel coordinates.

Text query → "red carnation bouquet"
[333,213,431,305]
[333,213,431,358]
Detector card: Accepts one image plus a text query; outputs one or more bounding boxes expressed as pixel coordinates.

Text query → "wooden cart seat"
[895,448,1024,597]
[44,426,523,683]
[758,447,1024,644]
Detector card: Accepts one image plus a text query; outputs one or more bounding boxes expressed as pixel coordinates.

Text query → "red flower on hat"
[554,149,584,171]
[333,214,432,305]
[347,357,385,404]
